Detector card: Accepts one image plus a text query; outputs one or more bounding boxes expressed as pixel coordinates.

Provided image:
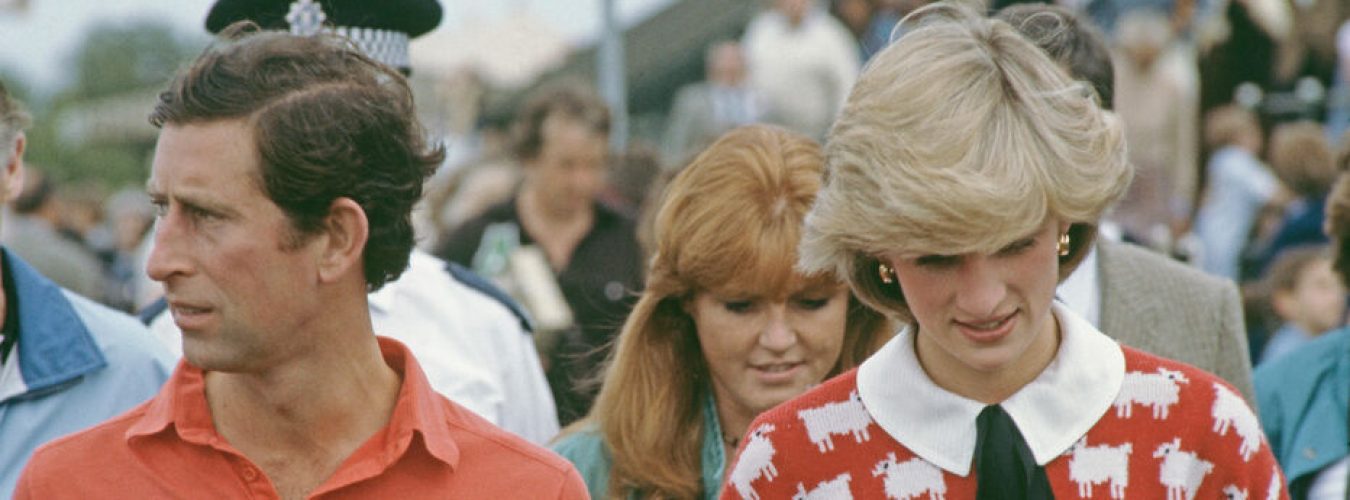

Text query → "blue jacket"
[1255,325,1350,492]
[0,249,173,497]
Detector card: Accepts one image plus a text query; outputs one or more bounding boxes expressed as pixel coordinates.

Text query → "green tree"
[27,20,201,189]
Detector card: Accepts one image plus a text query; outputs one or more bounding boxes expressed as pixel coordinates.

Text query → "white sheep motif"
[729,423,778,500]
[1222,485,1248,500]
[1153,438,1214,500]
[1115,367,1190,419]
[1068,438,1132,499]
[1265,469,1281,500]
[792,473,853,500]
[796,390,873,453]
[871,453,946,500]
[1210,382,1262,461]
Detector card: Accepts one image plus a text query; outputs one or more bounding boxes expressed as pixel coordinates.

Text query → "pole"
[598,0,628,152]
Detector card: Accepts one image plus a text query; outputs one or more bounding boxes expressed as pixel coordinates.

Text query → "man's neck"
[205,330,401,498]
[516,185,595,271]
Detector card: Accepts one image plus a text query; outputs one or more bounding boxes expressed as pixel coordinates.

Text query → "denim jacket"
[1255,326,1350,492]
[0,249,173,496]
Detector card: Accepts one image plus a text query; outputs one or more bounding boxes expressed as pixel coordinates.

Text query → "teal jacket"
[551,394,728,499]
[1254,326,1350,492]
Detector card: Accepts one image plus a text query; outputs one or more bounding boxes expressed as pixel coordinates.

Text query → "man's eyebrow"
[145,188,239,218]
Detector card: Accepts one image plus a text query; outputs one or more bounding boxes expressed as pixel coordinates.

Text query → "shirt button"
[604,281,625,301]
[1303,447,1317,460]
[241,467,259,481]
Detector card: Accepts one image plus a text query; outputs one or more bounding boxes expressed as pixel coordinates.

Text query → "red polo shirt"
[14,337,586,499]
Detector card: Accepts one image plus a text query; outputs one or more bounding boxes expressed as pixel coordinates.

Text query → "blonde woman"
[723,4,1287,498]
[551,125,892,499]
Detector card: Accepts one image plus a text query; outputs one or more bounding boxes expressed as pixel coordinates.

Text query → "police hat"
[205,0,442,73]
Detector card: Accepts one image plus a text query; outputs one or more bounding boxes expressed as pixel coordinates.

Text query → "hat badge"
[285,0,328,37]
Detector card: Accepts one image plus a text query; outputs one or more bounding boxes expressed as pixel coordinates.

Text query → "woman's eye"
[723,300,755,313]
[794,297,831,310]
[915,255,959,268]
[997,238,1036,256]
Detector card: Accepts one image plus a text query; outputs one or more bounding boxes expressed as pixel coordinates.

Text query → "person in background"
[724,5,1283,496]
[15,24,585,499]
[662,41,760,169]
[1002,3,1258,402]
[1255,170,1350,499]
[139,0,561,444]
[1,167,106,301]
[1110,10,1200,250]
[600,143,662,222]
[1192,104,1285,281]
[1252,121,1339,278]
[552,125,892,499]
[1255,245,1346,365]
[0,80,172,498]
[437,82,645,426]
[743,0,860,140]
[102,188,156,312]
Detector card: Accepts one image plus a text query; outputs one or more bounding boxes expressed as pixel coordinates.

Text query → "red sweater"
[722,347,1287,499]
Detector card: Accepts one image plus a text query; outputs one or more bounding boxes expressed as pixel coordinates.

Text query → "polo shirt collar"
[856,302,1124,476]
[126,336,461,470]
[1,247,106,402]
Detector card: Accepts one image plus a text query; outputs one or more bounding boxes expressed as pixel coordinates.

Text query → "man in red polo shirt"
[14,23,585,500]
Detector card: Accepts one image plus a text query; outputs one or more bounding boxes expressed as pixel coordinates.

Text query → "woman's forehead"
[703,272,842,298]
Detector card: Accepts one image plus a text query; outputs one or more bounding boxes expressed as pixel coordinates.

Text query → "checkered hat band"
[329,26,411,70]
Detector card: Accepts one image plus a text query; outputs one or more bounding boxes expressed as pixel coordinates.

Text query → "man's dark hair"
[996,4,1115,110]
[512,81,611,161]
[150,23,444,290]
[0,80,31,155]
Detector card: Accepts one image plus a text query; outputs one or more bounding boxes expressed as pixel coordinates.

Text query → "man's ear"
[3,133,25,202]
[315,197,369,285]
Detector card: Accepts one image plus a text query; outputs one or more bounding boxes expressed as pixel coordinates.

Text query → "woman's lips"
[954,311,1017,343]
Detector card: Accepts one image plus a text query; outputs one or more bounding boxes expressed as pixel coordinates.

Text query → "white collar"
[1056,244,1101,327]
[368,250,437,313]
[856,302,1124,476]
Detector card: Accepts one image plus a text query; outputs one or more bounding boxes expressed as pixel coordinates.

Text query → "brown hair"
[1269,121,1335,197]
[150,23,444,290]
[1204,105,1261,151]
[1325,172,1350,283]
[571,125,892,498]
[513,81,611,162]
[996,3,1115,110]
[1265,244,1331,293]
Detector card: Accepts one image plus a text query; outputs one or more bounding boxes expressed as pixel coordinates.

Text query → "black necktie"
[974,405,1054,499]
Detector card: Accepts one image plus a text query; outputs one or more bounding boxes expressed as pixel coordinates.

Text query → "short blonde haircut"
[570,125,892,498]
[800,2,1131,322]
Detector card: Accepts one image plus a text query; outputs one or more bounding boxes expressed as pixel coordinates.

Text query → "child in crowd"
[1257,245,1347,365]
[1192,105,1285,281]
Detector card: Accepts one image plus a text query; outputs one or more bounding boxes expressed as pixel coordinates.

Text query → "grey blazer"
[1096,240,1257,404]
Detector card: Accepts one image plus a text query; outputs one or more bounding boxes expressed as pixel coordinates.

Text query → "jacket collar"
[0,248,106,403]
[701,391,728,499]
[856,302,1124,476]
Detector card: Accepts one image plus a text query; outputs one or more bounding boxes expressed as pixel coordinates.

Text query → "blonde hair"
[571,125,892,498]
[800,2,1131,322]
